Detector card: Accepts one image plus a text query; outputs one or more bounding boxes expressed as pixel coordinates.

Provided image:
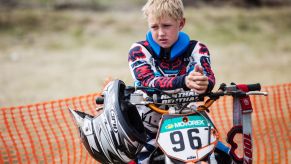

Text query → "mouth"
[159,39,168,44]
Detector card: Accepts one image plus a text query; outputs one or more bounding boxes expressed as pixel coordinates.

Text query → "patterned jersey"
[128,34,215,92]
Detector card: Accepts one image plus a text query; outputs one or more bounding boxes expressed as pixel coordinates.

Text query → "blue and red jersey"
[128,32,215,92]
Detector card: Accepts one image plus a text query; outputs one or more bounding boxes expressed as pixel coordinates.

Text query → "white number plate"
[156,114,218,163]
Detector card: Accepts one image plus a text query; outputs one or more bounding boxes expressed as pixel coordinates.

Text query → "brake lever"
[246,91,268,96]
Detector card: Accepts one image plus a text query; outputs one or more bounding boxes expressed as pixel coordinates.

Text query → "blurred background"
[1,0,291,107]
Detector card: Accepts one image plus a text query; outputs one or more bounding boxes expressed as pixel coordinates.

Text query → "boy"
[128,0,218,163]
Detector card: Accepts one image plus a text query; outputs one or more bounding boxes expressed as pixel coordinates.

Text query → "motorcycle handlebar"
[245,83,261,91]
[95,83,265,106]
[95,97,104,104]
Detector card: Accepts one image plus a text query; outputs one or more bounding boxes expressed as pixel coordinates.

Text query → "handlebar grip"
[95,97,104,104]
[247,83,261,91]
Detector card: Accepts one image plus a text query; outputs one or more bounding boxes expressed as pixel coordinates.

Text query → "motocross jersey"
[128,31,215,92]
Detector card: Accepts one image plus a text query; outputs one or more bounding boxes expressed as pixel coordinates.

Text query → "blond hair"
[142,0,184,20]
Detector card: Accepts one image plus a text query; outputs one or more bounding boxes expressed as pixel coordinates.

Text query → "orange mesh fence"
[208,83,291,163]
[0,83,290,163]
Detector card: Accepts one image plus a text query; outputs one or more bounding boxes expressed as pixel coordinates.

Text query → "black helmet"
[70,80,146,164]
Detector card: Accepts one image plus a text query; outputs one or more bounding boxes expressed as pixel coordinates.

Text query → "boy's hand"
[185,65,209,94]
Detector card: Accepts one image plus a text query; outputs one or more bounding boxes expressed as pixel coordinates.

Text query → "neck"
[161,47,171,60]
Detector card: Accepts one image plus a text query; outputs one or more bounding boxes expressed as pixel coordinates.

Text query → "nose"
[158,28,165,37]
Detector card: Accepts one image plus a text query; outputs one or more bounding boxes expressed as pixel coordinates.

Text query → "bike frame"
[142,83,267,164]
[92,82,268,164]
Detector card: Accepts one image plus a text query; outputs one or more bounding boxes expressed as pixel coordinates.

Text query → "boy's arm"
[191,42,216,93]
[201,55,215,93]
[128,44,187,90]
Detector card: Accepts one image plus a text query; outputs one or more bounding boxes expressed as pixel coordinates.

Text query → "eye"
[150,25,158,30]
[163,24,172,28]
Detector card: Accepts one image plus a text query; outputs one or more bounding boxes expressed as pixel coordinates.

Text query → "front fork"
[227,86,253,164]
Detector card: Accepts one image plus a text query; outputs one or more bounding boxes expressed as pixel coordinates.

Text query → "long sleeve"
[190,42,216,92]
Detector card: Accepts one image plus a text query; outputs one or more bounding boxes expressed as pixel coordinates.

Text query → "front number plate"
[156,114,218,162]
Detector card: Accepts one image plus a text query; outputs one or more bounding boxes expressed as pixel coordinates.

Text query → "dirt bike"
[70,80,267,164]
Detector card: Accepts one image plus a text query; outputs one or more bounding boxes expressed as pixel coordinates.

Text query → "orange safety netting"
[0,83,290,164]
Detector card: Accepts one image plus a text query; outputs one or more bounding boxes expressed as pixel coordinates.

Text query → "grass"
[0,7,290,107]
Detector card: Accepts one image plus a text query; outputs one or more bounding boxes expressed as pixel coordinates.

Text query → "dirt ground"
[0,7,290,107]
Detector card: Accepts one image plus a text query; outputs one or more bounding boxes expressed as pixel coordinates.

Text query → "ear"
[179,18,186,30]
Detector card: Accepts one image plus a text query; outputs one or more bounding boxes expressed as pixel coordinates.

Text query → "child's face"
[148,14,185,49]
